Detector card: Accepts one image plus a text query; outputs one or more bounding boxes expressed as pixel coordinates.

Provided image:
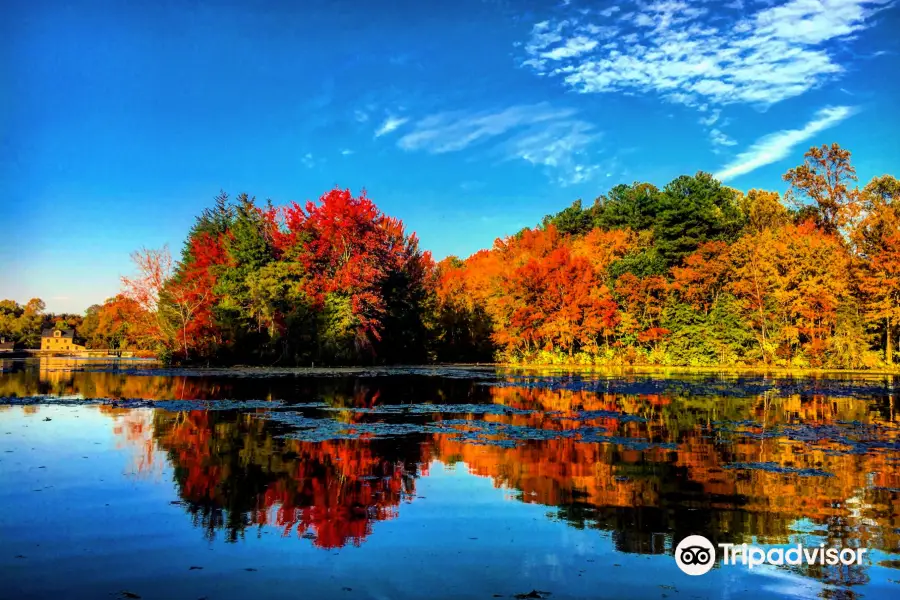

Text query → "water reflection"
[131,381,899,550]
[2,359,900,597]
[153,410,425,548]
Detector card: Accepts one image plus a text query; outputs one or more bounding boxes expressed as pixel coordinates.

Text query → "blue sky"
[3,0,899,313]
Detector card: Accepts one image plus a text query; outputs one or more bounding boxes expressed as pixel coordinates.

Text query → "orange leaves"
[728,221,852,362]
[783,143,861,234]
[614,273,670,346]
[495,224,562,266]
[852,183,900,362]
[774,223,850,340]
[94,295,154,349]
[570,227,634,274]
[437,224,629,359]
[671,241,729,312]
[637,327,670,344]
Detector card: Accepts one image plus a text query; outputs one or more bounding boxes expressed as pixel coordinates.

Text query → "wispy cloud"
[502,120,602,186]
[709,128,737,148]
[397,103,575,153]
[540,35,599,60]
[520,0,891,108]
[714,105,857,181]
[301,153,315,168]
[375,116,409,137]
[340,149,354,156]
[394,103,603,185]
[699,108,721,127]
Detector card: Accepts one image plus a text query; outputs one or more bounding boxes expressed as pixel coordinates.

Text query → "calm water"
[1,358,899,600]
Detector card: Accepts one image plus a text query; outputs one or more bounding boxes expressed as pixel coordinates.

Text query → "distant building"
[0,337,15,351]
[40,328,86,352]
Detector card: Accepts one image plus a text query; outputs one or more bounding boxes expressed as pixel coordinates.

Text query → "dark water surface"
[1,358,899,599]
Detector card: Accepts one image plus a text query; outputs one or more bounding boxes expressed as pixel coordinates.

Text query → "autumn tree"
[0,298,45,347]
[739,189,790,233]
[274,188,434,363]
[81,296,154,350]
[670,241,730,314]
[121,245,218,359]
[432,257,495,361]
[614,273,670,352]
[853,175,900,364]
[784,143,861,235]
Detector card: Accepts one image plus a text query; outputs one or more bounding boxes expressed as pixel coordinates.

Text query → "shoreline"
[494,362,900,377]
[4,355,900,378]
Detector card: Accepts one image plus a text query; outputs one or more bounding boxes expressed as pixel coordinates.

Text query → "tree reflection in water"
[5,362,899,593]
[152,409,425,547]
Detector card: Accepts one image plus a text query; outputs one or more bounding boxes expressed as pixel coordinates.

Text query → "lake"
[1,358,899,599]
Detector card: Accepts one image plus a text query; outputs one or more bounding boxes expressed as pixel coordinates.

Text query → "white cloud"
[503,120,603,186]
[709,128,737,147]
[340,149,354,156]
[375,116,408,137]
[541,35,599,60]
[394,103,603,185]
[714,105,857,181]
[301,153,315,168]
[699,108,721,127]
[397,103,576,153]
[521,0,892,108]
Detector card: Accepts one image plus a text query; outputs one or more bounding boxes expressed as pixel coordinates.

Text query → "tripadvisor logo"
[675,535,716,576]
[674,535,867,576]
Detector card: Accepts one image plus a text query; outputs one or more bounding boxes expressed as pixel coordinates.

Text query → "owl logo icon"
[675,535,716,575]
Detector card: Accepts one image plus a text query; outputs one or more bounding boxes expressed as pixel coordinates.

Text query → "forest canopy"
[6,144,899,370]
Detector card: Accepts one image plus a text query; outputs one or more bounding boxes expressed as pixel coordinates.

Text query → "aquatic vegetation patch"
[259,410,448,441]
[555,409,647,423]
[28,364,501,380]
[251,408,670,449]
[486,374,899,401]
[436,419,581,442]
[726,421,900,455]
[322,402,540,416]
[722,462,835,477]
[0,396,293,411]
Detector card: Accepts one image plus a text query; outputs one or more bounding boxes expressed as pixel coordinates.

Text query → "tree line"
[8,143,899,369]
[439,144,900,368]
[0,298,114,349]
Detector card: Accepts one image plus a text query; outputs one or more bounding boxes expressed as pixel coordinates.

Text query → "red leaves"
[153,412,418,549]
[174,233,230,356]
[269,188,431,351]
